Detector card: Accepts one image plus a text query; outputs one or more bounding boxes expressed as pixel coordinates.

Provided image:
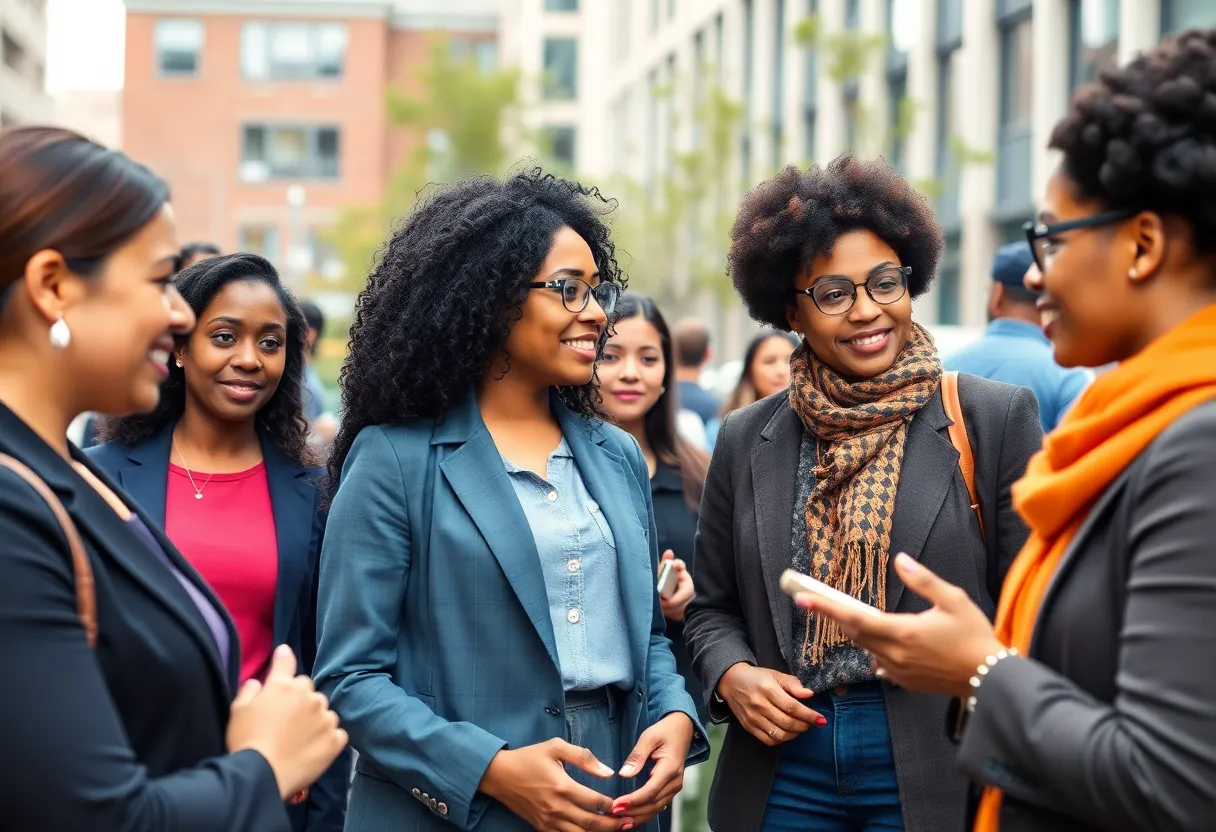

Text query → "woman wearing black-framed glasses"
[684,155,1043,832]
[313,169,707,832]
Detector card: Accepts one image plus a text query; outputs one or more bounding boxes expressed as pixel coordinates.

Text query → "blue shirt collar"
[988,317,1050,345]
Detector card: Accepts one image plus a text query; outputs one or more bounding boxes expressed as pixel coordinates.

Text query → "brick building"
[122,0,497,286]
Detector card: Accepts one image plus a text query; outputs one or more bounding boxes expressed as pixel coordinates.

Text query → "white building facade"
[501,0,1213,332]
[0,0,51,127]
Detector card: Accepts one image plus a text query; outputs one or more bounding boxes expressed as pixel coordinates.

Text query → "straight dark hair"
[0,126,168,310]
[96,253,312,464]
[613,294,709,512]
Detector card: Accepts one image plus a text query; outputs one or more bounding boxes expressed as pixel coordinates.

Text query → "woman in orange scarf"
[798,29,1216,832]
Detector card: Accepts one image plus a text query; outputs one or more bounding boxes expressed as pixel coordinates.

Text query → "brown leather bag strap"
[941,371,986,543]
[0,453,97,648]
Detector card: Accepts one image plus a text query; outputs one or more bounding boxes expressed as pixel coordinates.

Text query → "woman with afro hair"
[796,29,1216,832]
[313,169,707,832]
[683,155,1043,832]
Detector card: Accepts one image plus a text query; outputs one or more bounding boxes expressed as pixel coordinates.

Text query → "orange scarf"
[973,304,1216,832]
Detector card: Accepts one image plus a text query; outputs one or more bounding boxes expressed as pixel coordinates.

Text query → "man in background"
[298,299,338,449]
[177,242,221,271]
[672,317,722,426]
[945,242,1091,432]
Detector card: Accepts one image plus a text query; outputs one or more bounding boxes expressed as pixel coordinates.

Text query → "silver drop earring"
[1129,267,1139,280]
[49,316,71,350]
[175,357,184,368]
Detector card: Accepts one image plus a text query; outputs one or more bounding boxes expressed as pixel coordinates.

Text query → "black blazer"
[956,398,1216,832]
[0,403,289,830]
[651,459,708,723]
[684,375,1042,832]
[88,425,350,832]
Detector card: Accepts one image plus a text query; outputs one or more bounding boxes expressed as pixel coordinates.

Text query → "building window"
[888,77,907,172]
[545,0,579,10]
[742,0,755,184]
[999,16,1033,130]
[772,0,785,167]
[1070,0,1119,89]
[668,0,676,20]
[542,37,578,100]
[937,232,961,324]
[1162,0,1216,31]
[240,125,341,180]
[614,0,633,60]
[935,50,960,225]
[154,19,203,76]
[803,0,818,163]
[452,38,498,73]
[997,8,1034,212]
[844,86,859,154]
[239,225,281,265]
[845,0,860,29]
[241,22,348,81]
[937,0,963,47]
[544,125,577,168]
[651,0,661,33]
[1,29,23,74]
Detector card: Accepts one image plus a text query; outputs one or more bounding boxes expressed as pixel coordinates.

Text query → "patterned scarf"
[788,323,942,665]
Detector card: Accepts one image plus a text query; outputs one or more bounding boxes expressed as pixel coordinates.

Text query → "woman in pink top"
[88,253,349,832]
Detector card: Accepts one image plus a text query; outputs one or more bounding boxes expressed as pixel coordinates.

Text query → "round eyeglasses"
[528,277,621,315]
[793,265,911,316]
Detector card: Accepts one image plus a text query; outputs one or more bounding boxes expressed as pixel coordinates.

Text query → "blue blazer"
[88,426,350,832]
[313,391,708,832]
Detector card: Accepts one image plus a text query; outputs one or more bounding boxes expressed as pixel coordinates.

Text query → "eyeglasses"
[793,265,910,316]
[1022,208,1138,273]
[528,277,621,315]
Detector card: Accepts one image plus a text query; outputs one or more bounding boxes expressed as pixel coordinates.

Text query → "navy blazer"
[88,425,350,832]
[313,390,708,832]
[0,402,288,830]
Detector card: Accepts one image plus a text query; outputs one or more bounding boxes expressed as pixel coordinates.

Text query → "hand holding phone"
[656,559,678,599]
[779,569,881,617]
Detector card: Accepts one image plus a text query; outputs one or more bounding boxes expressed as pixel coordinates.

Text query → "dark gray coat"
[684,374,1042,832]
[957,397,1216,831]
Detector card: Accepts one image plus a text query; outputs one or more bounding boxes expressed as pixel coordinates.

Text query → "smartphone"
[779,569,882,617]
[656,560,678,599]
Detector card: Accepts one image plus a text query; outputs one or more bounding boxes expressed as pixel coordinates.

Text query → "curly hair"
[727,155,944,330]
[1050,28,1216,258]
[96,253,312,464]
[328,167,625,487]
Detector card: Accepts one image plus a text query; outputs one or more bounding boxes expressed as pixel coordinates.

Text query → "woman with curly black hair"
[800,29,1216,832]
[89,252,350,831]
[683,155,1043,832]
[313,170,707,832]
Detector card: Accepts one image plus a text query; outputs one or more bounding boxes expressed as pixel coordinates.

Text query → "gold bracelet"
[966,647,1019,714]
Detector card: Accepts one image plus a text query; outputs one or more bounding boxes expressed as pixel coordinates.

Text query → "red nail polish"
[816,716,828,726]
[623,824,635,831]
[611,805,628,817]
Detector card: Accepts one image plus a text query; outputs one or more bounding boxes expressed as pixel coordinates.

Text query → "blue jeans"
[760,682,904,832]
[564,687,629,800]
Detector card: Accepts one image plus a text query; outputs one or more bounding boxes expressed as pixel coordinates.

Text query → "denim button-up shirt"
[501,439,634,692]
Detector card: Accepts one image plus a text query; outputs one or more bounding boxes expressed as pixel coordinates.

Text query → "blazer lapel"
[115,426,173,528]
[886,391,958,611]
[260,436,315,647]
[436,392,560,671]
[751,401,804,666]
[558,406,652,669]
[72,446,237,698]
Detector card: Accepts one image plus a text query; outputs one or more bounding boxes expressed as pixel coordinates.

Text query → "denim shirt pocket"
[586,500,619,550]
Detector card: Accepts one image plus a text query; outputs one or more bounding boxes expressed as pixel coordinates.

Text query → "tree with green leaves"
[326,36,521,294]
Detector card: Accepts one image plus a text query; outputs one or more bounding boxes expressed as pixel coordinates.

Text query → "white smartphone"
[779,569,882,617]
[656,560,678,599]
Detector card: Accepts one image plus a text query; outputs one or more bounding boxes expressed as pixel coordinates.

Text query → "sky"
[45,0,126,92]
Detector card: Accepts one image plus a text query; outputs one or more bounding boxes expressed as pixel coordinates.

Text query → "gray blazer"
[684,374,1042,832]
[313,390,708,832]
[956,398,1216,831]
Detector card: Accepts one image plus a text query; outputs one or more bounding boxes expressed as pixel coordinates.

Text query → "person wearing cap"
[945,242,1091,432]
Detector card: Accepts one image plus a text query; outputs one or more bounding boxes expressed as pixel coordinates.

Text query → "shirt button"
[567,559,580,573]
[567,608,581,624]
[547,491,558,502]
